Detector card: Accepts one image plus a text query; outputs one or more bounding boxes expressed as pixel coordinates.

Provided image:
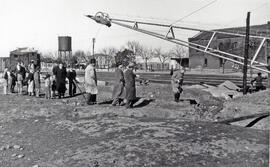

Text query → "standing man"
[124,62,137,108]
[111,63,125,106]
[67,66,77,97]
[54,62,67,98]
[171,66,185,102]
[85,59,98,105]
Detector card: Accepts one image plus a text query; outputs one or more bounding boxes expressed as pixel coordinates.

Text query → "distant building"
[94,53,114,69]
[136,57,170,71]
[188,21,270,70]
[9,47,40,71]
[0,57,9,72]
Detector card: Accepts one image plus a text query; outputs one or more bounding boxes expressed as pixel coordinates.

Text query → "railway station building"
[188,21,270,71]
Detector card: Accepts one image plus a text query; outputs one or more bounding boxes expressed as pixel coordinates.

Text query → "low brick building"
[0,57,9,72]
[9,47,40,71]
[188,21,270,71]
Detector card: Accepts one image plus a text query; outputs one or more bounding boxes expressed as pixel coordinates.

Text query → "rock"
[17,154,24,158]
[13,145,21,149]
[32,165,39,167]
[11,153,17,157]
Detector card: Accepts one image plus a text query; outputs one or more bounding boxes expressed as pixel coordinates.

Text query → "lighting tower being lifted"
[86,12,270,74]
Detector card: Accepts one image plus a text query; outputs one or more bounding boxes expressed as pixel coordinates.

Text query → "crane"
[86,12,270,74]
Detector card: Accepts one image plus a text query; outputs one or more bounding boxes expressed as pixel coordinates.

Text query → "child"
[27,70,34,96]
[44,74,51,99]
[51,75,56,99]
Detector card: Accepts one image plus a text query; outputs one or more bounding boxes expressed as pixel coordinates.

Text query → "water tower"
[58,36,72,64]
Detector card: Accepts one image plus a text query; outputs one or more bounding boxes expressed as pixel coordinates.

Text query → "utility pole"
[243,12,250,95]
[92,38,96,59]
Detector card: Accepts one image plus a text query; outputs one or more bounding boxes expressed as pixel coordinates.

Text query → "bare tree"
[127,41,143,55]
[153,48,171,71]
[100,47,118,70]
[171,45,188,58]
[141,46,153,71]
[126,41,154,71]
[73,50,87,63]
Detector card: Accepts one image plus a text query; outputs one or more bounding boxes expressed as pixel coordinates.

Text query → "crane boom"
[86,12,270,74]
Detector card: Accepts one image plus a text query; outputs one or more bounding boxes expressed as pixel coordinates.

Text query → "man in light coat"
[111,63,125,106]
[85,59,98,105]
[171,66,185,102]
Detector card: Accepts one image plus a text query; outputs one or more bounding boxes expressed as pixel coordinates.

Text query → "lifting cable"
[170,0,218,26]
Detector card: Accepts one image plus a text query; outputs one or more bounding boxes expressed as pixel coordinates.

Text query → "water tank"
[58,36,72,51]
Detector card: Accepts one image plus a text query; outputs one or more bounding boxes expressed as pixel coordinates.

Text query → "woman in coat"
[171,66,185,102]
[54,62,67,99]
[111,63,125,106]
[124,62,137,108]
[84,59,98,105]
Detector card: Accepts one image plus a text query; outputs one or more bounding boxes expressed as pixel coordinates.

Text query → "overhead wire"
[170,0,218,26]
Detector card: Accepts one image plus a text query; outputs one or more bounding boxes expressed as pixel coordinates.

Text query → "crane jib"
[86,12,270,74]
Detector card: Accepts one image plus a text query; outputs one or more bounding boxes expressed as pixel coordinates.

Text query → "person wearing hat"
[84,58,98,105]
[124,62,137,108]
[171,65,185,102]
[111,62,125,106]
[67,65,77,97]
[54,61,67,98]
[251,72,267,92]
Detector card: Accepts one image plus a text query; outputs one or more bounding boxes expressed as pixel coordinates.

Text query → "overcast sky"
[0,0,269,57]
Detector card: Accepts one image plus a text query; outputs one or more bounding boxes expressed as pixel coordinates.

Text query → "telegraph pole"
[243,12,250,95]
[92,38,96,59]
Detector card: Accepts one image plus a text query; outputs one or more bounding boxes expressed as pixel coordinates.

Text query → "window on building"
[232,42,237,49]
[204,58,208,67]
[196,46,200,52]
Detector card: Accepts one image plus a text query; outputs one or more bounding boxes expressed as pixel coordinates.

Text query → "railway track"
[42,71,266,87]
[94,71,266,87]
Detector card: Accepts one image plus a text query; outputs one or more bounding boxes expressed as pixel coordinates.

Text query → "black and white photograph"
[0,0,269,166]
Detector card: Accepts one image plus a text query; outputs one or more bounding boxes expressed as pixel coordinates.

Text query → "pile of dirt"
[217,89,270,130]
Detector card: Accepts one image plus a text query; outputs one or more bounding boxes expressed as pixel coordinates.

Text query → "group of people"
[3,59,267,107]
[2,60,40,96]
[2,60,77,99]
[84,58,138,108]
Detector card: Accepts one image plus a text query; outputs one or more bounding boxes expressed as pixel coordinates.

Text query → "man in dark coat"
[251,72,267,92]
[171,66,185,102]
[112,63,125,106]
[67,66,77,97]
[54,62,67,98]
[124,62,137,108]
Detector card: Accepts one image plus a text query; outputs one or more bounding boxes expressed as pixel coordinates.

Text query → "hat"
[90,58,96,64]
[116,62,122,67]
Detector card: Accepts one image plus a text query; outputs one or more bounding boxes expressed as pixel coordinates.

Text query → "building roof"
[189,21,270,42]
[10,47,38,55]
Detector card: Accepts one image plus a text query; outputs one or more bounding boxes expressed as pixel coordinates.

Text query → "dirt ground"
[0,82,269,167]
